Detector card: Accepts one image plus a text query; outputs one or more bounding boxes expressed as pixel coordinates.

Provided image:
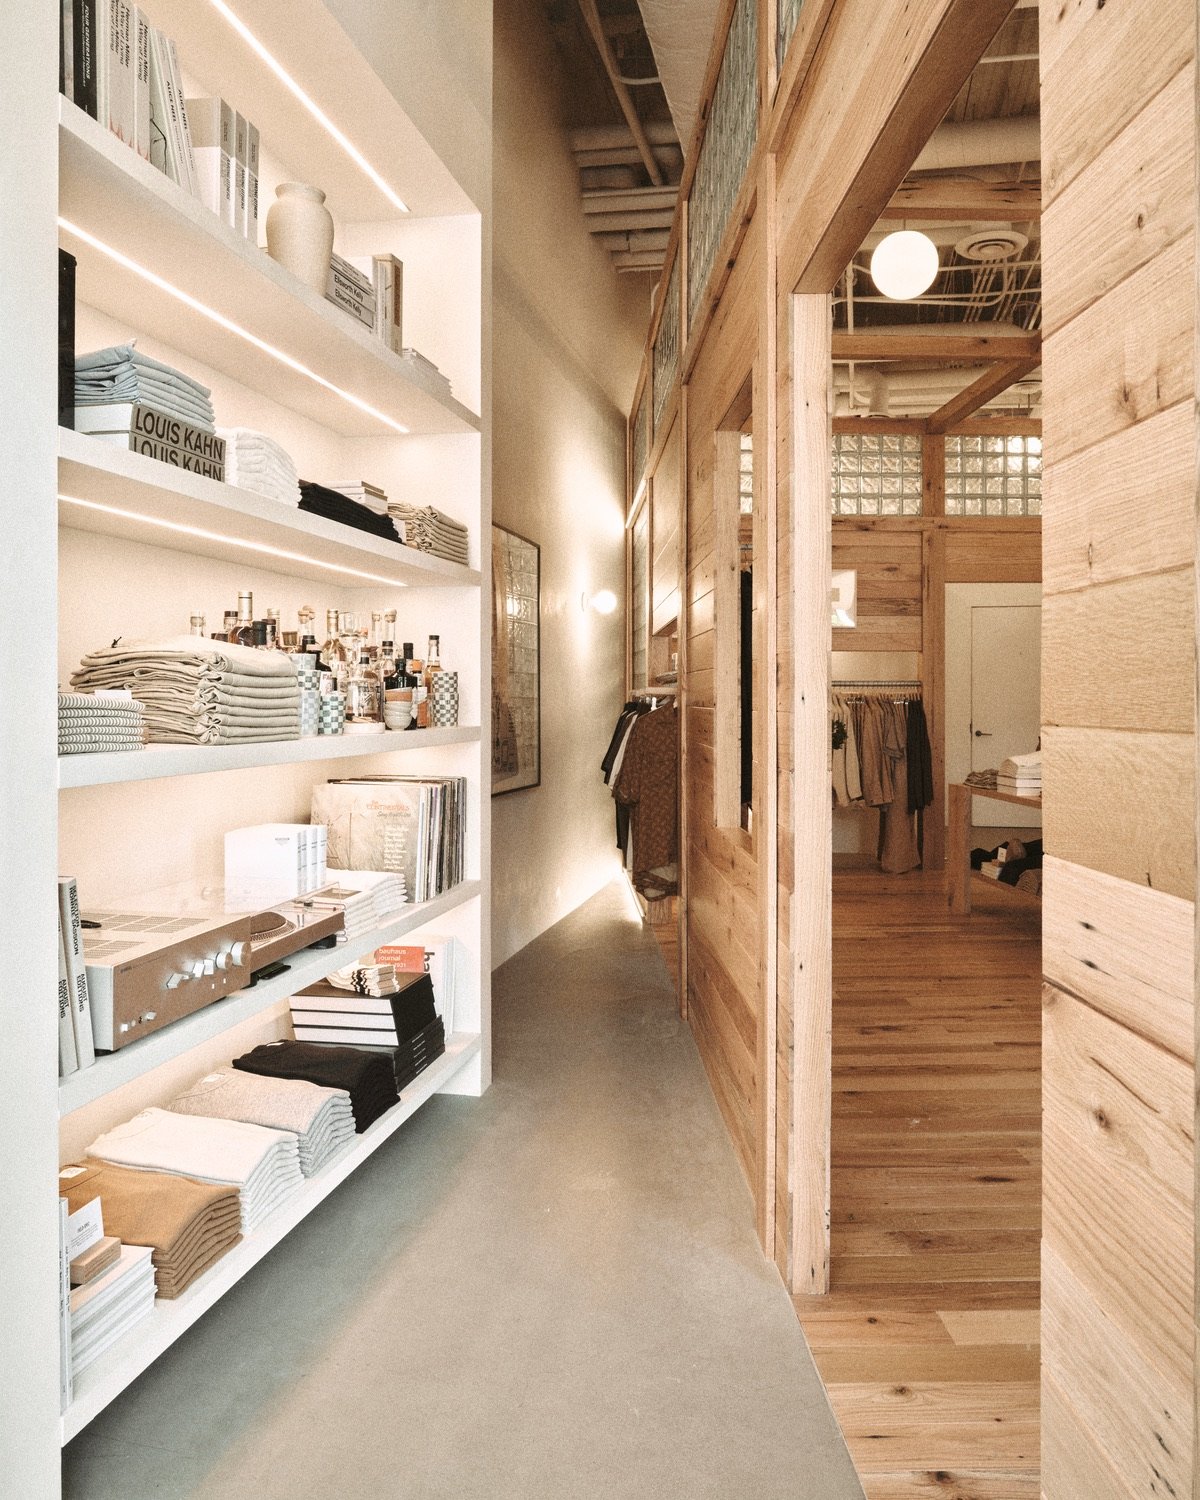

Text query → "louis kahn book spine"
[76,405,226,464]
[58,877,96,1069]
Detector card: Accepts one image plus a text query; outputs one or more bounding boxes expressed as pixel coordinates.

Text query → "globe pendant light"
[870,229,939,300]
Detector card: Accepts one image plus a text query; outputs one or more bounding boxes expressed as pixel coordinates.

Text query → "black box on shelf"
[59,249,76,430]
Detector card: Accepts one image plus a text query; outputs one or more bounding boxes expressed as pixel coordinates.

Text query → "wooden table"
[948,781,1043,915]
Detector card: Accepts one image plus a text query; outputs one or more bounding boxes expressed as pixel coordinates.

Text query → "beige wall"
[490,0,649,966]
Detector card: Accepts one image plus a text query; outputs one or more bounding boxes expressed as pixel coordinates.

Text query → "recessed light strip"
[207,0,409,215]
[58,218,410,437]
[59,494,409,587]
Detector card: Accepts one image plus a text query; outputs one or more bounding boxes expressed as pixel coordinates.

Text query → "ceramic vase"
[265,183,334,294]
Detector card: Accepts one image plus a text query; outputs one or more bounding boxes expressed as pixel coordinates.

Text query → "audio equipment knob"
[231,941,251,965]
[216,950,233,971]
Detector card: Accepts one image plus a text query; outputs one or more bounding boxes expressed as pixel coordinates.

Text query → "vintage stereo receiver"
[82,910,256,1051]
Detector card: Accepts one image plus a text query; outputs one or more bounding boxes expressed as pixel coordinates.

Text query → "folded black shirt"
[232,1040,399,1131]
[299,481,403,544]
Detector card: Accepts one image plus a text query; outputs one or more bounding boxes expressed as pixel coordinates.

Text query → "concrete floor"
[64,882,863,1500]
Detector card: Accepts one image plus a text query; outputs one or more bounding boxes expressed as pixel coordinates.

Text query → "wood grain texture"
[798,866,1041,1498]
[1041,1373,1142,1500]
[1041,566,1195,733]
[1041,856,1194,1064]
[943,529,1040,585]
[1041,727,1195,901]
[1040,400,1194,596]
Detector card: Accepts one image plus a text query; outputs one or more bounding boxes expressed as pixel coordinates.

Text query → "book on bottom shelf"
[59,1199,72,1412]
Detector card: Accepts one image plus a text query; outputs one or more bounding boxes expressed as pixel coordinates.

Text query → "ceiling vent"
[954,228,1029,262]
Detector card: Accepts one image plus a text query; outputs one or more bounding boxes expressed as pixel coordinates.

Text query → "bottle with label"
[321,608,348,686]
[251,620,271,651]
[405,641,423,680]
[229,591,255,647]
[265,607,282,650]
[189,612,207,637]
[423,634,442,690]
[347,652,382,723]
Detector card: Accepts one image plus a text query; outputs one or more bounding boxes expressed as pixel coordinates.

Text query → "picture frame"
[491,524,541,794]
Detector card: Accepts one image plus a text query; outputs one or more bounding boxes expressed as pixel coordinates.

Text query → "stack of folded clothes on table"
[87,1108,304,1235]
[75,345,216,431]
[299,480,404,544]
[59,1159,241,1299]
[233,1040,399,1132]
[70,638,300,746]
[387,501,469,565]
[166,1066,356,1177]
[997,751,1041,795]
[218,428,302,506]
[58,692,146,755]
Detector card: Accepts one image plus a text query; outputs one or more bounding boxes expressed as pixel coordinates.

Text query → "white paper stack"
[166,1067,356,1177]
[218,428,302,506]
[70,637,300,746]
[87,1108,304,1234]
[308,870,409,941]
[58,692,147,756]
[997,752,1041,794]
[69,1244,156,1377]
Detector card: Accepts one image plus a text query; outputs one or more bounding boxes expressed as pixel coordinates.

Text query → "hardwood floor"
[794,862,1041,1500]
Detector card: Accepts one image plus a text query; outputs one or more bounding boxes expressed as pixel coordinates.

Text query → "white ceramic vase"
[265,183,334,294]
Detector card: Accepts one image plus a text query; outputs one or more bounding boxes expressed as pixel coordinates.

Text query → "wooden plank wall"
[831,525,923,653]
[1037,0,1197,1493]
[684,216,764,1183]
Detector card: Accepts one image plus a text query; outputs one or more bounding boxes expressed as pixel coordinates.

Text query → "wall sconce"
[582,589,618,615]
[831,569,857,629]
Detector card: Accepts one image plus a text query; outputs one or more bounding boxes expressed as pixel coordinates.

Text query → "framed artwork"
[492,524,541,795]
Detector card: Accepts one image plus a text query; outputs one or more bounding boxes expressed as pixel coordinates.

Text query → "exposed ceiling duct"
[633,0,722,151]
[913,116,1040,172]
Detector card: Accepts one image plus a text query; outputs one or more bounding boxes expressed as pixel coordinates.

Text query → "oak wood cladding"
[798,867,1041,1498]
[1037,0,1198,1493]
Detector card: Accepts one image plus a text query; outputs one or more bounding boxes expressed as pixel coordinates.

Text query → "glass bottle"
[369,610,384,660]
[322,608,348,686]
[405,640,423,680]
[189,612,207,637]
[230,591,255,646]
[347,652,382,722]
[265,607,281,650]
[251,620,271,651]
[214,608,238,641]
[423,634,442,689]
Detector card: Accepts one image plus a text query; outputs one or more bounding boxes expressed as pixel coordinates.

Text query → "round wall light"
[869,230,939,300]
[582,589,619,615]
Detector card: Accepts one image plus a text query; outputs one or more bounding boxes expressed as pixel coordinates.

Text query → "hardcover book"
[58,877,96,1069]
[75,405,225,464]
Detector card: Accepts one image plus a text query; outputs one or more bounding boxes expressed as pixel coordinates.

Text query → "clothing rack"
[832,679,922,691]
[631,685,678,699]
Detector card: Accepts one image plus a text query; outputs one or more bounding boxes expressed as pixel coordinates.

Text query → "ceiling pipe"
[912,116,1041,172]
[576,0,666,186]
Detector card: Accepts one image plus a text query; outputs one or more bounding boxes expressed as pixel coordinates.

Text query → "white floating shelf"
[58,428,481,588]
[59,101,481,438]
[57,880,482,1116]
[61,1029,482,1441]
[58,726,481,790]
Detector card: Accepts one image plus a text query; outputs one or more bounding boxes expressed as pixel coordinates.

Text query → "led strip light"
[208,0,410,215]
[59,217,411,436]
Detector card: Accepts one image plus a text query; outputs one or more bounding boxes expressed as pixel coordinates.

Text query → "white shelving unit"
[7,0,493,1481]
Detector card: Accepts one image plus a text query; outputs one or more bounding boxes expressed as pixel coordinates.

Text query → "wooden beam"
[926,357,1042,433]
[880,176,1040,222]
[832,416,927,435]
[576,0,666,186]
[832,331,1041,362]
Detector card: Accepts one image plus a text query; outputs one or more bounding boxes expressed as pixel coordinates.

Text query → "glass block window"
[739,432,753,513]
[632,381,650,493]
[687,0,758,326]
[944,434,1042,516]
[831,433,923,516]
[778,0,804,70]
[631,507,649,687]
[652,253,680,429]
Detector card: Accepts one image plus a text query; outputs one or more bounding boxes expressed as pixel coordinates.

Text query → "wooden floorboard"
[794,865,1041,1500]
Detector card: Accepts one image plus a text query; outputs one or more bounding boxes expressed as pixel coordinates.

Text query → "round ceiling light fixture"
[869,229,939,300]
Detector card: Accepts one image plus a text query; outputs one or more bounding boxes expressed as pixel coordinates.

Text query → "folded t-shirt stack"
[299,481,404,544]
[166,1066,356,1177]
[70,637,300,746]
[87,1107,303,1235]
[997,752,1041,794]
[58,692,146,755]
[75,345,216,431]
[218,428,302,507]
[233,1040,399,1133]
[59,1159,241,1299]
[387,501,469,565]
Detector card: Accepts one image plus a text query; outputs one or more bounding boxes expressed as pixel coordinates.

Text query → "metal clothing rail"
[631,684,678,698]
[832,679,922,691]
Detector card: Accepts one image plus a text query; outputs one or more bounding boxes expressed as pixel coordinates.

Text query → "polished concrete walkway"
[64,882,862,1499]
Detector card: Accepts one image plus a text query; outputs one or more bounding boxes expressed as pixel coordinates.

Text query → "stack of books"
[326,254,376,331]
[289,971,446,1088]
[68,1244,156,1379]
[997,752,1041,796]
[75,345,224,481]
[330,480,389,518]
[399,348,452,399]
[187,99,260,241]
[307,871,409,942]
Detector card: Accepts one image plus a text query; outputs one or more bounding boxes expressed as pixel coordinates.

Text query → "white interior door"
[945,583,1042,831]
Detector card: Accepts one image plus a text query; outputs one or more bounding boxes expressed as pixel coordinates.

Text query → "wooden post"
[948,781,971,915]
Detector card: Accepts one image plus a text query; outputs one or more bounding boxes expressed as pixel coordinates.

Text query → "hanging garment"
[613,705,678,893]
[877,700,920,875]
[906,698,934,813]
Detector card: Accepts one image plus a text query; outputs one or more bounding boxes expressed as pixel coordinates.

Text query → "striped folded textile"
[58,692,147,754]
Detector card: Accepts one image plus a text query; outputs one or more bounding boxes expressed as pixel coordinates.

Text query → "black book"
[293,970,437,1045]
[58,251,76,430]
[74,0,97,120]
